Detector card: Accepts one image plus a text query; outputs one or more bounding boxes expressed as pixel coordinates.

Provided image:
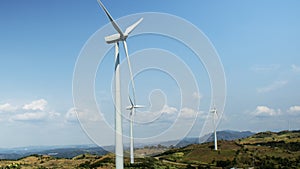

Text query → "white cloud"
[291,64,300,72]
[1,99,63,122]
[0,103,17,112]
[161,105,177,115]
[49,112,61,119]
[23,99,47,111]
[10,111,60,122]
[257,80,288,93]
[251,64,280,73]
[134,105,178,124]
[65,108,78,122]
[180,107,198,119]
[252,106,281,117]
[11,112,47,121]
[134,106,203,124]
[288,106,300,114]
[64,107,103,123]
[192,92,202,100]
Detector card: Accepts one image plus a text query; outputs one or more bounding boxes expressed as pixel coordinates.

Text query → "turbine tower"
[126,97,144,164]
[97,0,143,168]
[210,106,218,151]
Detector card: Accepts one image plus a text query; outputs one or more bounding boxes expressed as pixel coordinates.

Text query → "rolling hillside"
[157,130,300,168]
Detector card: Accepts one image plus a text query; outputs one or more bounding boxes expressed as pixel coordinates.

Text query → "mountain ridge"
[0,130,254,160]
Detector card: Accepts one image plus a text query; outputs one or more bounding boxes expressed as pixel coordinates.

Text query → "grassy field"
[239,130,300,144]
[0,154,115,169]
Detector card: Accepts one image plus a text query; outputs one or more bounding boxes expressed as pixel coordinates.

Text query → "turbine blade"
[129,96,134,107]
[123,41,136,104]
[130,109,133,116]
[97,0,124,37]
[134,105,145,108]
[124,18,143,36]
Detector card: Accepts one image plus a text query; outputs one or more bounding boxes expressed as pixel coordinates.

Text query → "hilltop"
[156,130,300,168]
[0,130,299,168]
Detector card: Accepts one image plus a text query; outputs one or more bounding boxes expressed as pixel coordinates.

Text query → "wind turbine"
[210,105,218,151]
[96,0,143,168]
[126,97,144,164]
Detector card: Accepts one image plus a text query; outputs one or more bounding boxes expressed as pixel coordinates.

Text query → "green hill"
[156,130,300,168]
[239,130,300,144]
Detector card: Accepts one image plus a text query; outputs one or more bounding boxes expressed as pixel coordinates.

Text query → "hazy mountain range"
[0,130,254,160]
[0,145,108,160]
[175,130,255,147]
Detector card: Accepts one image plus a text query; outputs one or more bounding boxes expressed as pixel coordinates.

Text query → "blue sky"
[0,0,300,147]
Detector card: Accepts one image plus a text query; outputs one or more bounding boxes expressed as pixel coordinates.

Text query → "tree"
[186,164,195,169]
[216,160,231,168]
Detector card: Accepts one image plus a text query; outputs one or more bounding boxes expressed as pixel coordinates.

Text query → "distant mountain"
[206,130,255,142]
[176,130,255,147]
[0,145,107,160]
[37,147,108,159]
[0,130,255,160]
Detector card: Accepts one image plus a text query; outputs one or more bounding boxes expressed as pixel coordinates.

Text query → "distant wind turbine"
[210,105,218,151]
[126,96,144,164]
[97,0,143,168]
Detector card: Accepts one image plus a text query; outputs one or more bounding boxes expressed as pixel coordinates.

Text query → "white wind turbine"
[126,97,144,164]
[210,105,218,151]
[97,0,143,168]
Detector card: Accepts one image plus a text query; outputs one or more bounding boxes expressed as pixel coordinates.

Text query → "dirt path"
[155,157,199,168]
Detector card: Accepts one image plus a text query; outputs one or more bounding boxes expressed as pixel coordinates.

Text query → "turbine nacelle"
[105,33,121,44]
[210,108,217,115]
[126,96,144,115]
[105,18,143,44]
[210,106,218,117]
